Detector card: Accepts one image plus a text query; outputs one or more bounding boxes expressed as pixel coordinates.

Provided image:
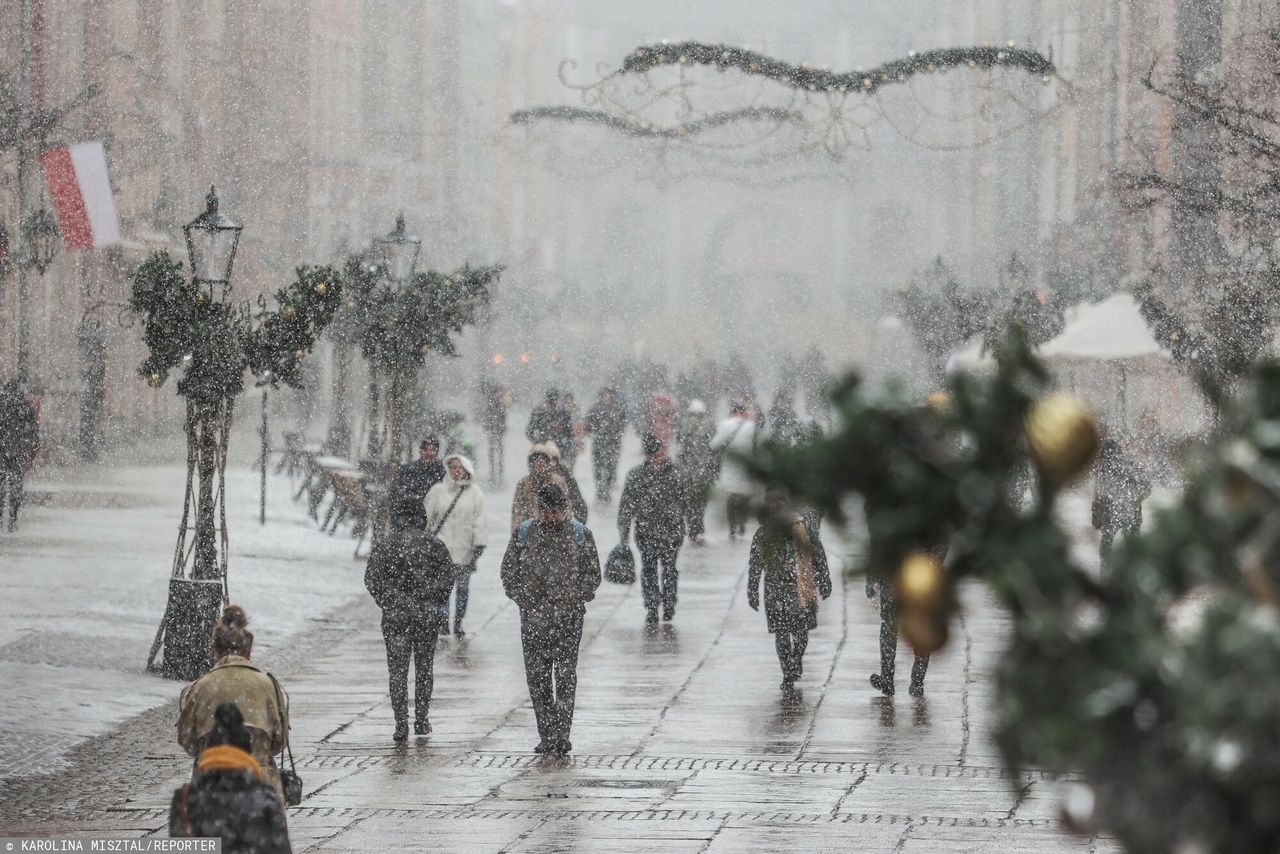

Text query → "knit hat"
[537,482,567,509]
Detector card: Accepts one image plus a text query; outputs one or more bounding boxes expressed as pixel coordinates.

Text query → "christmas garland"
[510,105,803,138]
[747,335,1280,851]
[130,251,342,401]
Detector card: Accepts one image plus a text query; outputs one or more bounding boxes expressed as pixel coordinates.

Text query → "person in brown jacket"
[510,442,588,532]
[178,606,290,808]
[501,483,602,756]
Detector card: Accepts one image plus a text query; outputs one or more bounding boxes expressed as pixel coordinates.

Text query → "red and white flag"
[39,140,121,250]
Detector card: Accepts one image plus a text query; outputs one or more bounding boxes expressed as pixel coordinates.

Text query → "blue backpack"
[517,519,586,552]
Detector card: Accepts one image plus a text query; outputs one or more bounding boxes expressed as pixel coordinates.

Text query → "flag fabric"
[39,141,121,250]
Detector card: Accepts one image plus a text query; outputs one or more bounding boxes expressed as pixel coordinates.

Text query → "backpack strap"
[517,519,535,549]
[517,518,583,551]
[570,520,586,549]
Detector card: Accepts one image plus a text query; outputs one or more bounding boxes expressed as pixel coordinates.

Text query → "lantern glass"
[373,213,420,284]
[23,209,60,274]
[184,187,242,296]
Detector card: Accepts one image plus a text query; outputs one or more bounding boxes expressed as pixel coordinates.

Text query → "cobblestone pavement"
[2,447,1119,852]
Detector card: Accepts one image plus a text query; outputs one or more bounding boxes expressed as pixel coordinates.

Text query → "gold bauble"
[147,372,163,389]
[293,349,305,360]
[195,292,207,304]
[926,390,952,413]
[281,306,296,320]
[314,282,327,296]
[897,551,947,611]
[900,606,949,656]
[1025,393,1100,485]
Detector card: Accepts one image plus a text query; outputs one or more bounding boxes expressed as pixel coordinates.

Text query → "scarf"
[791,516,818,611]
[196,744,263,779]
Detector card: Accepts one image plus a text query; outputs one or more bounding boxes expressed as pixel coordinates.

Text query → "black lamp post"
[373,213,420,285]
[184,186,243,301]
[16,207,60,383]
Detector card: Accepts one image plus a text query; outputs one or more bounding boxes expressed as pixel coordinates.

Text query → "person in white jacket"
[709,400,759,541]
[424,454,488,638]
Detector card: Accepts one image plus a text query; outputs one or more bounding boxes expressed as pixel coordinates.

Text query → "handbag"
[604,543,636,585]
[268,673,303,806]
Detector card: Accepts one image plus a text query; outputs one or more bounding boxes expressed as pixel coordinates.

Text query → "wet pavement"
[1,438,1118,852]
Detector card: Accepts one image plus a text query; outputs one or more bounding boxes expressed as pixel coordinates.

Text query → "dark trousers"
[442,569,472,629]
[774,625,809,681]
[876,581,929,690]
[0,466,25,529]
[487,431,504,480]
[382,618,439,725]
[686,484,709,539]
[637,538,680,616]
[520,610,585,745]
[727,493,750,537]
[593,442,621,501]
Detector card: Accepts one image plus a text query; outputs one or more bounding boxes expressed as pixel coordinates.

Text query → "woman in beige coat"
[178,606,290,808]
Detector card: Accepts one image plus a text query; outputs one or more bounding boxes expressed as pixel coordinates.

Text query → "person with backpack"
[511,442,588,532]
[710,399,759,541]
[424,454,487,638]
[364,497,456,740]
[170,701,291,853]
[500,483,602,756]
[618,434,687,626]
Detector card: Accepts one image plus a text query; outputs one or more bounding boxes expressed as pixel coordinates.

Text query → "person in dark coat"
[0,379,39,532]
[586,387,626,502]
[500,483,602,756]
[747,490,832,692]
[676,400,717,545]
[526,389,575,464]
[1092,437,1151,571]
[169,702,291,853]
[480,380,511,483]
[390,437,446,526]
[767,391,801,447]
[868,571,933,698]
[618,434,687,625]
[365,497,456,740]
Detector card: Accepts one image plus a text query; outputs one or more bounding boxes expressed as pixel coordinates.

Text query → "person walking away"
[768,391,801,447]
[178,607,290,809]
[526,390,575,463]
[170,702,291,853]
[868,545,939,698]
[586,387,626,503]
[480,381,511,484]
[425,454,487,638]
[0,379,39,532]
[677,399,717,545]
[747,489,832,692]
[511,442,588,531]
[646,392,677,449]
[1092,437,1151,571]
[710,400,758,541]
[619,435,687,625]
[560,391,584,471]
[500,484,602,756]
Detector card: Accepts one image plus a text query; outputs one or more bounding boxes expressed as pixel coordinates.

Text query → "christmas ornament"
[148,372,163,389]
[281,305,296,320]
[293,349,305,360]
[314,282,327,296]
[1025,393,1099,485]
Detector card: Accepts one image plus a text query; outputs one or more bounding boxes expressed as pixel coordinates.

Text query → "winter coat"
[500,519,602,617]
[618,460,687,545]
[525,403,574,458]
[710,415,759,497]
[0,385,38,469]
[424,455,487,566]
[1092,447,1151,534]
[677,411,718,489]
[170,767,291,853]
[748,516,832,633]
[480,383,509,435]
[646,394,677,447]
[178,657,288,806]
[391,458,446,521]
[768,400,801,446]
[364,526,455,626]
[586,396,626,450]
[511,442,589,531]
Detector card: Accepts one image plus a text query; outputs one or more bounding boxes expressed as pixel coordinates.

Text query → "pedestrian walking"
[178,607,290,809]
[560,391,584,471]
[586,387,626,503]
[364,497,456,740]
[480,380,511,483]
[526,389,575,463]
[170,702,291,853]
[747,490,832,693]
[425,454,487,638]
[710,400,758,541]
[768,391,801,446]
[618,435,687,625]
[500,483,602,756]
[1092,437,1151,571]
[676,399,717,545]
[391,437,446,522]
[646,392,677,449]
[868,568,934,698]
[0,379,39,532]
[511,442,589,531]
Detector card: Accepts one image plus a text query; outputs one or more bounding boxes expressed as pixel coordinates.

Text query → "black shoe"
[454,626,466,640]
[414,720,432,735]
[534,740,549,754]
[393,721,409,741]
[780,678,795,692]
[870,673,894,697]
[662,604,675,622]
[645,608,659,627]
[439,623,451,636]
[908,680,925,698]
[551,739,572,756]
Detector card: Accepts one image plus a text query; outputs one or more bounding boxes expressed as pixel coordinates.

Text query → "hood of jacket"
[443,453,476,482]
[528,441,562,473]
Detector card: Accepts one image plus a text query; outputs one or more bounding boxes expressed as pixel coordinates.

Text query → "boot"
[393,720,409,741]
[870,673,895,697]
[414,719,432,735]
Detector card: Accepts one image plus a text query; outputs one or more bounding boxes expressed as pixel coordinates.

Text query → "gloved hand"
[748,594,759,612]
[474,545,485,561]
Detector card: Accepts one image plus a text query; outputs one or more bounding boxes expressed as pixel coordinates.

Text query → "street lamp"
[22,208,59,274]
[373,213,420,284]
[184,186,242,300]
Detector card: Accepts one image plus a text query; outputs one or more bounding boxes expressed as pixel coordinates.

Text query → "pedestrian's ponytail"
[212,605,254,659]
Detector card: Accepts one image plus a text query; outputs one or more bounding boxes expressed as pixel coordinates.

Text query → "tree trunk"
[325,341,351,456]
[366,363,381,461]
[387,365,410,466]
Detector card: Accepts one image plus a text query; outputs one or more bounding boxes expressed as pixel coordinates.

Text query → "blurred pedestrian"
[710,400,758,541]
[526,390,575,464]
[501,483,602,756]
[868,563,934,698]
[390,437,446,525]
[170,702,291,853]
[586,387,626,503]
[0,379,39,532]
[1092,437,1151,571]
[178,606,290,808]
[365,498,455,739]
[425,454,487,638]
[511,442,589,531]
[676,399,717,545]
[768,391,801,446]
[747,490,832,693]
[619,435,687,625]
[646,392,677,449]
[480,380,511,484]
